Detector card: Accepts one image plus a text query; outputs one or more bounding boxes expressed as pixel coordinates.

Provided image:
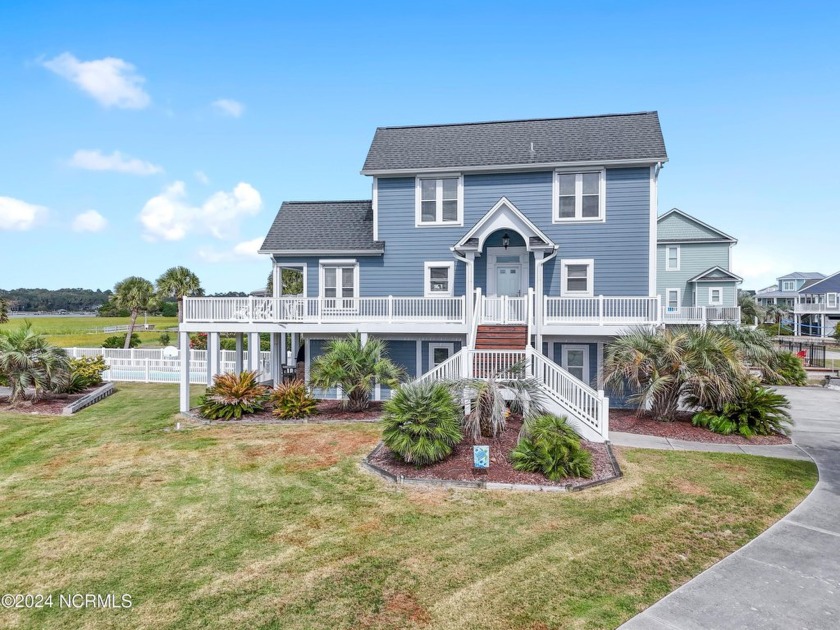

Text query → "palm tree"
[310,333,404,411]
[764,303,791,335]
[111,277,157,349]
[738,292,764,325]
[0,297,8,324]
[603,326,746,421]
[0,322,70,403]
[156,266,202,324]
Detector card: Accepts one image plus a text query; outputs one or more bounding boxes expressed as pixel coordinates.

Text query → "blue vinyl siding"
[275,167,651,297]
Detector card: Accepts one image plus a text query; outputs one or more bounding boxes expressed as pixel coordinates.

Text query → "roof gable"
[688,266,743,283]
[259,200,383,255]
[454,197,555,252]
[362,111,667,173]
[798,271,840,295]
[657,209,736,243]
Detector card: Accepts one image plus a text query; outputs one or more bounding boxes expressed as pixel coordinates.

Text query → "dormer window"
[781,280,795,292]
[553,169,606,222]
[415,175,463,226]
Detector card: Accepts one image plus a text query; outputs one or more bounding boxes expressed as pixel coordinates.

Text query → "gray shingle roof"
[362,112,667,173]
[259,200,383,254]
[778,272,826,280]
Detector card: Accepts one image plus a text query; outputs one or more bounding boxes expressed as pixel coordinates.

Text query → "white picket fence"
[64,347,273,385]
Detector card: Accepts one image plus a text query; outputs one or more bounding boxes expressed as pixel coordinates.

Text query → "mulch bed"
[610,409,792,444]
[0,388,97,415]
[195,400,384,424]
[368,415,615,488]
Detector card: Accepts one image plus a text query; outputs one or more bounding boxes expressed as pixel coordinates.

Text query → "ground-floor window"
[561,345,589,383]
[428,342,455,371]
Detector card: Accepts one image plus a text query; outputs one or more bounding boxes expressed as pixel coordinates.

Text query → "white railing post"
[248,295,254,323]
[600,394,610,438]
[144,358,150,383]
[598,295,604,325]
[388,295,393,323]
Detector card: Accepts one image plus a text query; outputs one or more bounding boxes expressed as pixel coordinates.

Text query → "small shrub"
[692,381,793,437]
[69,356,106,387]
[199,370,268,420]
[158,332,171,346]
[382,381,462,466]
[765,351,807,386]
[511,414,593,480]
[103,333,140,349]
[270,379,317,419]
[56,371,91,394]
[190,333,207,350]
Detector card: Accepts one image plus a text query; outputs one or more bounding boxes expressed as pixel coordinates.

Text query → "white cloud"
[195,170,210,185]
[139,181,262,241]
[69,149,163,175]
[72,210,108,233]
[0,196,48,231]
[212,98,244,118]
[42,52,150,109]
[196,237,265,263]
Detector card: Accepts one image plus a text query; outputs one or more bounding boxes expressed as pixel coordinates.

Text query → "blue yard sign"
[473,445,489,469]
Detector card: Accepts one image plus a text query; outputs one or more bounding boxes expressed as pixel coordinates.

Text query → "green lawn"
[0,316,179,348]
[0,385,816,629]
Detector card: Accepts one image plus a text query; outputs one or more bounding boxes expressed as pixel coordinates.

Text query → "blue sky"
[1,0,838,293]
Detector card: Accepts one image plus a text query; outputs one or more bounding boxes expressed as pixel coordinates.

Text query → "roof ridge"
[282,199,371,205]
[376,111,658,131]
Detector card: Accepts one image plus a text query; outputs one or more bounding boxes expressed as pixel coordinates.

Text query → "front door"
[496,265,521,297]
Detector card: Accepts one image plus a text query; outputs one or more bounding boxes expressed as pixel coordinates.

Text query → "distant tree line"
[0,288,112,312]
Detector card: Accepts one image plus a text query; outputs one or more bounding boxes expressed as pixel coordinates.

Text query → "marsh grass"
[0,384,816,629]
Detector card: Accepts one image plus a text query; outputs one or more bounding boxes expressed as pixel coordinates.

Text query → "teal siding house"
[656,209,741,324]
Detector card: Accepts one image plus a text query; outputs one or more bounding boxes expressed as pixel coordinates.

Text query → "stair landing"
[474,325,528,350]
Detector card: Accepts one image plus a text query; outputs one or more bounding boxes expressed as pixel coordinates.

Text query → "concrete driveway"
[620,386,840,630]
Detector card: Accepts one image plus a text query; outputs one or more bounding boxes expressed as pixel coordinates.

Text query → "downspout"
[533,246,559,353]
[452,249,476,344]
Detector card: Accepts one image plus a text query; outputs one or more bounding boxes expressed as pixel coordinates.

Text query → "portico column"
[234,333,244,374]
[179,331,190,413]
[291,332,299,365]
[533,250,545,351]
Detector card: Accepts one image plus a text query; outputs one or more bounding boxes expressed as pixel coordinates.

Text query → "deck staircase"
[473,325,528,350]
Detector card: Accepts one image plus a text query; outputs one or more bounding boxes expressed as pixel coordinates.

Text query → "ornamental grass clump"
[270,379,317,419]
[199,370,269,420]
[692,381,793,438]
[511,413,593,480]
[381,381,462,466]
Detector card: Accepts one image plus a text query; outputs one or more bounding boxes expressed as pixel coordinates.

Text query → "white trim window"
[428,343,455,371]
[561,345,590,383]
[781,280,796,292]
[319,260,359,308]
[424,261,455,297]
[666,288,680,311]
[827,293,838,308]
[552,169,606,222]
[665,245,680,271]
[415,175,463,226]
[560,259,594,296]
[708,287,723,305]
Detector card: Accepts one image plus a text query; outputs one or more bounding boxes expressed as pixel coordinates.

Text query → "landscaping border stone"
[361,441,623,492]
[61,383,115,416]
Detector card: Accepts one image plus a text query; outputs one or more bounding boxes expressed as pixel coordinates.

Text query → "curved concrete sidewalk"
[619,386,840,630]
[610,430,810,461]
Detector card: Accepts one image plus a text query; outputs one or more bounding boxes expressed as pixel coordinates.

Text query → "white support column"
[234,333,244,374]
[271,332,283,383]
[179,331,190,413]
[248,332,261,374]
[280,332,287,365]
[290,332,299,365]
[465,252,476,329]
[207,332,220,384]
[533,250,545,351]
[360,332,369,347]
[272,264,283,298]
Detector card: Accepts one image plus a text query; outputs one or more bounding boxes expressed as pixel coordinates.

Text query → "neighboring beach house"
[177,111,738,439]
[656,208,741,325]
[794,272,840,337]
[756,272,825,309]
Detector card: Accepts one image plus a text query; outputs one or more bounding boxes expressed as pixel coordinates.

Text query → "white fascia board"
[361,157,666,177]
[261,249,383,256]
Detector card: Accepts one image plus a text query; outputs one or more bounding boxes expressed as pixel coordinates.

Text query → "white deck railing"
[480,295,528,325]
[183,296,465,324]
[661,306,741,324]
[795,302,840,314]
[544,296,659,326]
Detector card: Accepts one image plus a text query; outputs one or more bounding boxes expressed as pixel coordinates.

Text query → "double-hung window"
[708,287,723,305]
[416,176,462,225]
[666,289,680,311]
[553,170,605,222]
[781,280,795,292]
[320,261,358,309]
[424,262,454,297]
[666,245,680,271]
[560,259,594,296]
